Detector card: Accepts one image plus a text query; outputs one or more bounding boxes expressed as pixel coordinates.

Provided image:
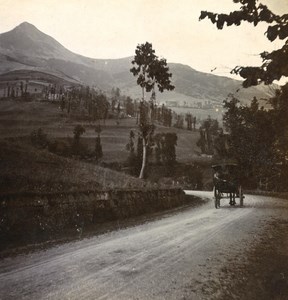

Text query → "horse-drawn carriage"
[212,162,244,209]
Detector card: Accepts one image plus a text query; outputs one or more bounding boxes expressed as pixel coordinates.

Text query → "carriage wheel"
[239,186,244,207]
[214,189,221,209]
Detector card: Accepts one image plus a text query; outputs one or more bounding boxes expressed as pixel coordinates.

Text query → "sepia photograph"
[0,0,288,299]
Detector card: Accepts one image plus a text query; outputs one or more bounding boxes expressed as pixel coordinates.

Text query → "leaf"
[266,25,279,42]
[199,11,208,21]
[279,25,288,40]
[216,15,225,29]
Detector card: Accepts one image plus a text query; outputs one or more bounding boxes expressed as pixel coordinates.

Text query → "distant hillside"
[0,22,275,105]
[167,63,275,105]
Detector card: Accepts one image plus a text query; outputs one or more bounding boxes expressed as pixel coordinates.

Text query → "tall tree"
[199,0,288,87]
[267,85,288,190]
[222,95,279,188]
[185,113,193,130]
[94,125,103,161]
[154,132,178,165]
[196,117,219,155]
[72,125,86,155]
[125,96,135,116]
[199,0,288,191]
[130,42,174,178]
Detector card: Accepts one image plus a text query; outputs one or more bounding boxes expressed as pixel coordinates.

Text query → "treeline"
[196,116,221,155]
[2,80,30,99]
[173,113,197,131]
[221,92,288,191]
[58,85,179,129]
[2,78,199,132]
[199,90,288,192]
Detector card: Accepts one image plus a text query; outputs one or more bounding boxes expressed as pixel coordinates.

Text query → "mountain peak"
[0,21,72,60]
[17,21,36,28]
[13,22,40,34]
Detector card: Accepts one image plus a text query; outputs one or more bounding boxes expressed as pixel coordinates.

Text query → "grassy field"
[0,99,213,193]
[0,99,204,162]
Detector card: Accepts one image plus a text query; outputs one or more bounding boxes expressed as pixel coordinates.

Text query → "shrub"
[30,128,48,149]
[48,139,72,157]
[73,125,85,142]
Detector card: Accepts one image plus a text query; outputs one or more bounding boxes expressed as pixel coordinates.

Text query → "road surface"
[0,191,287,299]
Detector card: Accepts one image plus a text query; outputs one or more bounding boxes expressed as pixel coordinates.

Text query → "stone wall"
[0,188,194,251]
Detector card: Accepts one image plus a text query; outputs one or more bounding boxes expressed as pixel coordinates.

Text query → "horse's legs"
[229,193,232,205]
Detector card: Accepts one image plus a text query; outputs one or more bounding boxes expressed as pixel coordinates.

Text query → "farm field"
[0,99,203,163]
[0,99,212,194]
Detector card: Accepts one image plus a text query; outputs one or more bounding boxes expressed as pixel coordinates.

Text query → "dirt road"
[0,191,287,299]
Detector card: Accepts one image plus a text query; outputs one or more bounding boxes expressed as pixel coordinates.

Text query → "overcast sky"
[0,0,287,80]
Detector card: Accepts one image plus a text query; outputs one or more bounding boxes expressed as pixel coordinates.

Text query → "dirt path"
[0,191,287,299]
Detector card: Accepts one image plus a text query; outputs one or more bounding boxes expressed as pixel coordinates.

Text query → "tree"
[30,128,48,149]
[72,125,86,155]
[162,133,178,166]
[199,0,288,87]
[130,42,174,178]
[199,1,288,191]
[126,130,135,159]
[193,116,197,131]
[20,81,24,97]
[126,130,142,175]
[196,117,220,155]
[185,113,193,130]
[213,128,230,159]
[73,125,85,142]
[267,85,288,190]
[87,92,110,124]
[60,95,65,112]
[125,96,135,116]
[222,95,278,188]
[154,132,178,166]
[95,124,103,161]
[174,114,184,129]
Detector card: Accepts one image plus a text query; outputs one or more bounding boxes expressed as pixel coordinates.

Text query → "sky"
[0,0,288,80]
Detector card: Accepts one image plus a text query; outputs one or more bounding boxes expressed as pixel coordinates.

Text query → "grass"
[0,99,203,163]
[0,99,213,193]
[0,138,150,194]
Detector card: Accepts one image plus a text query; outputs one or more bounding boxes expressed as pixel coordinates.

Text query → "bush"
[73,125,85,141]
[30,128,49,149]
[71,140,90,157]
[48,139,72,157]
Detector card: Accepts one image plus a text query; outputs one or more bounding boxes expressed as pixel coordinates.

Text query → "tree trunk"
[139,138,147,179]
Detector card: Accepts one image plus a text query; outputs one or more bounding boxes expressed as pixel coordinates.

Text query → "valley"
[0,22,275,110]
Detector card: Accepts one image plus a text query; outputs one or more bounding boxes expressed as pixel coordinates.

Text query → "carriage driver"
[213,169,226,184]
